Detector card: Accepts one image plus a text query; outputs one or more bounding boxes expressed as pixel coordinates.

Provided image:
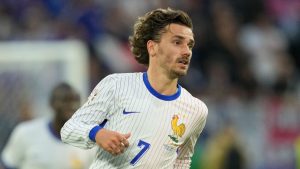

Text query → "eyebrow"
[172,35,195,46]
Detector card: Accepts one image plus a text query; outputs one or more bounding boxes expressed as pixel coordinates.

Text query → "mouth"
[177,58,189,66]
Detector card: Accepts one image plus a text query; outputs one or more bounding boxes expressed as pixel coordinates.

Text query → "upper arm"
[73,74,117,124]
[60,75,118,148]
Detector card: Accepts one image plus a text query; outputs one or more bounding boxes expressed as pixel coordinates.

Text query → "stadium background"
[0,0,299,169]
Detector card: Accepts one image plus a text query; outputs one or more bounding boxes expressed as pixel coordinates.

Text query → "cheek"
[158,47,177,64]
[167,56,176,67]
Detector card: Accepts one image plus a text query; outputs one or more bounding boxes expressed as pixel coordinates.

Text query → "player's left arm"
[174,101,208,169]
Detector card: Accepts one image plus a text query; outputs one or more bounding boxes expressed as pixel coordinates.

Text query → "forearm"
[60,117,97,149]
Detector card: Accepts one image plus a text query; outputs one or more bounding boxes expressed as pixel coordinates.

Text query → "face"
[149,23,194,78]
[52,90,81,124]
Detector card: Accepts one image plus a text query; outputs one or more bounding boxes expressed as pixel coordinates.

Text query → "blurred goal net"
[0,40,89,151]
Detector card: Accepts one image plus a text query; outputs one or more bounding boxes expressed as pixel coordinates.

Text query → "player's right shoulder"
[99,72,142,84]
[92,74,119,89]
[98,73,125,83]
[108,72,141,79]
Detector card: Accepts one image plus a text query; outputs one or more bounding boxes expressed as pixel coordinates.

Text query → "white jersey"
[61,72,208,169]
[1,118,94,169]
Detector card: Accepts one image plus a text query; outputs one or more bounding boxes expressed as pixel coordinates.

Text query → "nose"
[182,45,192,57]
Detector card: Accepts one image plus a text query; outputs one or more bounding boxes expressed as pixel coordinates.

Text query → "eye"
[188,43,194,49]
[173,40,181,45]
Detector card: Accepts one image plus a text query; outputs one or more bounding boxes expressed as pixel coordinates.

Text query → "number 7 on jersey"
[130,140,150,165]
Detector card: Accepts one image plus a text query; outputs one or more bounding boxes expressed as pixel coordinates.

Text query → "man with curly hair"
[61,8,208,169]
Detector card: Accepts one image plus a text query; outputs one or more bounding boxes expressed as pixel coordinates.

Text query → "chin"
[172,70,187,78]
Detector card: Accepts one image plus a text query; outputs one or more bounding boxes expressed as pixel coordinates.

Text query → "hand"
[95,128,131,156]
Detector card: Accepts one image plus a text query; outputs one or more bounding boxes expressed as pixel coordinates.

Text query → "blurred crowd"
[0,0,299,169]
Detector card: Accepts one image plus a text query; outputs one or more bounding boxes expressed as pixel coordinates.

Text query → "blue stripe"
[89,125,103,142]
[142,72,181,101]
[88,119,108,142]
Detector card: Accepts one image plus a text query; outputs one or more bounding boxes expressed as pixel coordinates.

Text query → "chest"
[22,136,89,169]
[107,92,197,146]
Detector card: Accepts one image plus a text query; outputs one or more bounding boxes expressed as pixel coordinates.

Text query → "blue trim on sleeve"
[99,119,108,127]
[142,72,181,101]
[89,119,108,142]
[89,125,103,142]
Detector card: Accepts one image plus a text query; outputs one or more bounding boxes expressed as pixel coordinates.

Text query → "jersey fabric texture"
[61,72,208,169]
[1,118,94,169]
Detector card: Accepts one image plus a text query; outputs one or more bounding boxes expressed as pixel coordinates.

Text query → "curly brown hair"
[129,8,193,65]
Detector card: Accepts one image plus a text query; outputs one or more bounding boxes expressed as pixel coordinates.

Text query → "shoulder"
[16,118,46,130]
[97,72,142,86]
[90,72,142,95]
[106,72,142,81]
[180,87,208,117]
[11,118,47,137]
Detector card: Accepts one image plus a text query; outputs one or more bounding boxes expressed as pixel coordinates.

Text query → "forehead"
[164,23,194,40]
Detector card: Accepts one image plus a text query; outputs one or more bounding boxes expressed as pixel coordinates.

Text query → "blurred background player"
[1,83,94,169]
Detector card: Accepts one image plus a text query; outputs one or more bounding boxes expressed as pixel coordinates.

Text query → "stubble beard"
[169,67,189,79]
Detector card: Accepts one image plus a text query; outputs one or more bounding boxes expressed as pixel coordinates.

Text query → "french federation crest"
[168,114,186,144]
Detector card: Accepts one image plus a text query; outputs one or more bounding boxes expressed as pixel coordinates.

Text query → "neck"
[50,120,62,138]
[146,68,178,95]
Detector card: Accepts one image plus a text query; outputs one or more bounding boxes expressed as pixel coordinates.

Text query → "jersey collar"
[48,121,62,141]
[143,72,181,101]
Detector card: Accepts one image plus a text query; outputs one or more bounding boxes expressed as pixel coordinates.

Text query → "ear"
[147,40,156,58]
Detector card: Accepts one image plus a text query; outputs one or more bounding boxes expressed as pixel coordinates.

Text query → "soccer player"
[61,8,208,169]
[1,83,94,169]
